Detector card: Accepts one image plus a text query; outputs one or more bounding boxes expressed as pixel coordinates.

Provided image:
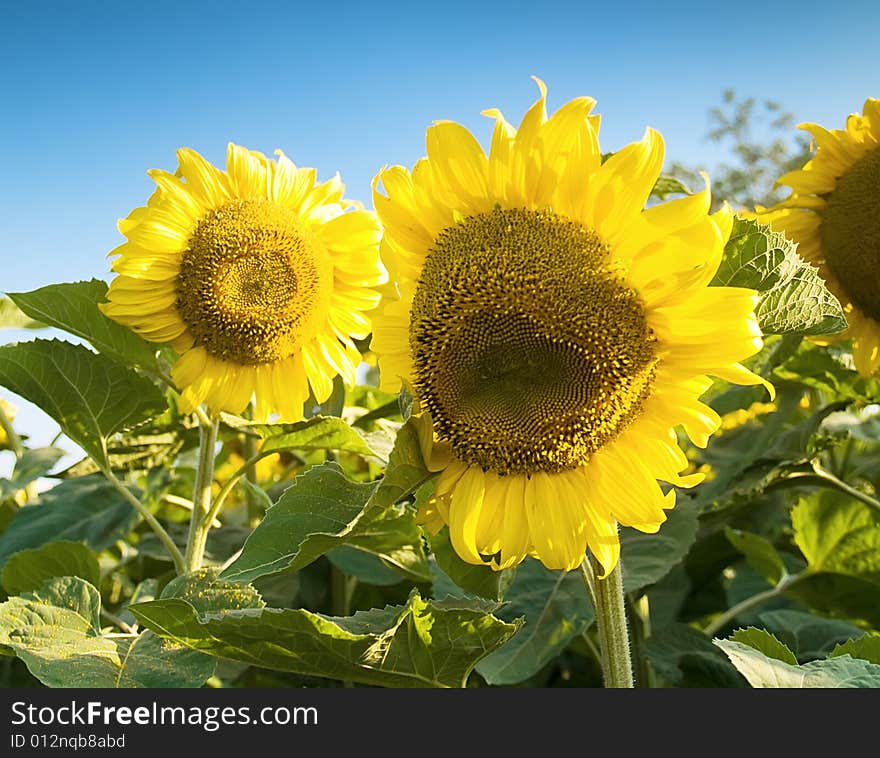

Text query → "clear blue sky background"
[2,0,879,471]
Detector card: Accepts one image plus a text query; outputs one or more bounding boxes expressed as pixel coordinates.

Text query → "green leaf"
[220,462,430,584]
[644,623,746,688]
[1,542,100,596]
[58,426,193,478]
[620,502,699,593]
[790,573,880,628]
[7,280,157,368]
[757,609,862,661]
[711,216,846,336]
[0,446,64,500]
[131,590,517,688]
[0,476,141,570]
[695,384,827,510]
[0,576,214,688]
[0,296,45,330]
[829,633,880,665]
[326,546,406,586]
[729,627,798,664]
[792,491,880,582]
[429,529,514,602]
[0,340,167,469]
[0,577,101,647]
[221,414,383,460]
[161,568,265,615]
[650,174,692,199]
[773,342,880,403]
[371,417,432,509]
[715,639,880,687]
[725,528,786,585]
[475,559,594,685]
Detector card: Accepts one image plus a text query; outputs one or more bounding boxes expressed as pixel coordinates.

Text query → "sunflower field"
[1,87,879,691]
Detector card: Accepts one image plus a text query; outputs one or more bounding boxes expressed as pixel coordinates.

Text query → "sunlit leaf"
[131,590,517,688]
[711,217,846,335]
[221,462,430,584]
[8,280,157,368]
[716,639,880,687]
[0,340,167,468]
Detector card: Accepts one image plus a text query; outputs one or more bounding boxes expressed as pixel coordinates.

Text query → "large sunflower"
[372,81,770,576]
[102,143,387,420]
[756,99,880,375]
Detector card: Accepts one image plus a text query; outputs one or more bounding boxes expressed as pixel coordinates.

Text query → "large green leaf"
[0,476,141,570]
[0,296,45,330]
[0,576,214,687]
[221,414,383,460]
[1,541,100,596]
[620,502,699,593]
[792,491,880,582]
[715,639,880,687]
[475,559,594,685]
[7,280,156,368]
[429,530,515,602]
[221,462,430,584]
[711,217,846,336]
[0,340,167,468]
[130,590,517,688]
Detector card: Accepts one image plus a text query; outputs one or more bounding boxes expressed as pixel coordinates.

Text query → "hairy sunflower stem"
[183,413,219,574]
[703,572,807,637]
[626,593,654,688]
[102,467,184,574]
[582,554,634,688]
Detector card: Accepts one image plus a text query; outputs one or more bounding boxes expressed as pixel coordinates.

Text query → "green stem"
[626,594,653,688]
[582,554,634,688]
[103,467,185,574]
[206,445,305,529]
[183,414,219,574]
[330,565,356,687]
[781,463,880,513]
[242,403,261,524]
[703,572,806,637]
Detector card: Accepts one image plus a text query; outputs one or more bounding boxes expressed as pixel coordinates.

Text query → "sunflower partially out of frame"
[102,144,387,420]
[757,98,880,376]
[371,81,771,575]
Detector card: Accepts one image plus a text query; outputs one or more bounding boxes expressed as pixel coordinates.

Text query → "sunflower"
[101,144,387,420]
[371,81,771,576]
[756,99,880,376]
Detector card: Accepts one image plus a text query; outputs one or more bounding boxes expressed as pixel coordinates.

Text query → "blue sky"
[2,0,879,469]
